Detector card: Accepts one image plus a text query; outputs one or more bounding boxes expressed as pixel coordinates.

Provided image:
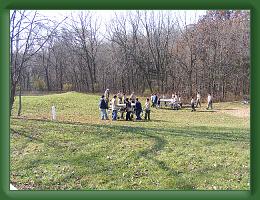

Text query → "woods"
[10,10,250,114]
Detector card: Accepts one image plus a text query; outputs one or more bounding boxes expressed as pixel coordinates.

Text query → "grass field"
[10,92,250,190]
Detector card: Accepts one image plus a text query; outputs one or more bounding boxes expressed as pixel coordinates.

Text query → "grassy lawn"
[10,92,250,190]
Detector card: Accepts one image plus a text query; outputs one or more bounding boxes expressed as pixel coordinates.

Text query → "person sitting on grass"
[191,96,196,112]
[206,93,213,110]
[111,95,118,121]
[99,95,109,120]
[125,98,132,121]
[135,98,142,120]
[144,98,151,120]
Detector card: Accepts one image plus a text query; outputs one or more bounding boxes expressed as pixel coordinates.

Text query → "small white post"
[51,105,56,120]
[10,184,17,190]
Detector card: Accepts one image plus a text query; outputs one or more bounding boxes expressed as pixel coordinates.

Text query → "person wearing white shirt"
[104,89,110,101]
[206,93,213,109]
[144,98,151,120]
[196,92,201,107]
[130,92,136,103]
[111,95,118,120]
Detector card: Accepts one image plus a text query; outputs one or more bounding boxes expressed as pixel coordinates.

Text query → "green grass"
[10,92,250,190]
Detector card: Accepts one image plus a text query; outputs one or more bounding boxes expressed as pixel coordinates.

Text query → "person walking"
[206,93,213,110]
[191,96,196,112]
[196,92,201,107]
[144,98,151,120]
[99,95,109,120]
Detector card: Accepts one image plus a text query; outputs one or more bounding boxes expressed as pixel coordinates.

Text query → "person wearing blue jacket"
[99,95,108,120]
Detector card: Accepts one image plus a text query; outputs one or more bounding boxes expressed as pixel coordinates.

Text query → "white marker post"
[51,105,56,120]
[10,184,17,190]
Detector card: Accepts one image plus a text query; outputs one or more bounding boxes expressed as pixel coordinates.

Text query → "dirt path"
[219,107,250,118]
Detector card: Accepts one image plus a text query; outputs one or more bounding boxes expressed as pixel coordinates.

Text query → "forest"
[10,10,250,114]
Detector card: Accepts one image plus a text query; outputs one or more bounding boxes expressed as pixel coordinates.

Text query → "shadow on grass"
[193,110,217,113]
[11,117,250,189]
[13,117,249,143]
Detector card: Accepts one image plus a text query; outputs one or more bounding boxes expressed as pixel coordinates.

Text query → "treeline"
[10,10,250,113]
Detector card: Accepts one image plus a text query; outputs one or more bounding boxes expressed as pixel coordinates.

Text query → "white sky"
[11,10,207,44]
[36,10,207,26]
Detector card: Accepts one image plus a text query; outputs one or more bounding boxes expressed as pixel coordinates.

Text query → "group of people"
[190,92,213,112]
[99,89,214,120]
[99,89,151,121]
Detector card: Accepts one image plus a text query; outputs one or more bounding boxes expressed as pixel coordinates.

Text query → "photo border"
[1,0,259,199]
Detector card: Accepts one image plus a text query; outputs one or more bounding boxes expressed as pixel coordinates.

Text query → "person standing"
[151,93,155,107]
[104,89,110,102]
[135,98,142,120]
[111,95,118,120]
[191,96,196,112]
[196,92,201,107]
[123,93,127,103]
[130,92,136,103]
[144,98,151,120]
[178,95,182,108]
[99,95,109,120]
[154,93,158,108]
[117,91,123,104]
[207,93,213,109]
[125,98,132,121]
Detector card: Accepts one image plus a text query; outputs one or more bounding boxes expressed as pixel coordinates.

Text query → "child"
[144,98,151,120]
[191,96,196,112]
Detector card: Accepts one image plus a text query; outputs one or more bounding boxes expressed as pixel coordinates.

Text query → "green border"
[0,0,259,200]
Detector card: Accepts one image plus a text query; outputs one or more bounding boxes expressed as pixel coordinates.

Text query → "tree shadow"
[215,108,239,111]
[11,117,250,190]
[194,110,217,113]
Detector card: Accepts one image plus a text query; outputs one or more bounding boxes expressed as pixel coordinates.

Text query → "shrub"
[63,83,73,91]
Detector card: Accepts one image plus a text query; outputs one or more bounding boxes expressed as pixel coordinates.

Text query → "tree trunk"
[17,82,22,116]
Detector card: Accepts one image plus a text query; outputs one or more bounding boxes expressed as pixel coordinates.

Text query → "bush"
[63,83,73,91]
[33,79,46,91]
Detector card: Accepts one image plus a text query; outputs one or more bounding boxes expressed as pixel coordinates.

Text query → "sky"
[11,10,208,44]
[36,10,207,27]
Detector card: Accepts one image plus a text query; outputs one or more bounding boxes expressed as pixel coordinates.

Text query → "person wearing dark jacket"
[125,98,132,121]
[135,98,142,120]
[154,94,158,108]
[99,95,108,120]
